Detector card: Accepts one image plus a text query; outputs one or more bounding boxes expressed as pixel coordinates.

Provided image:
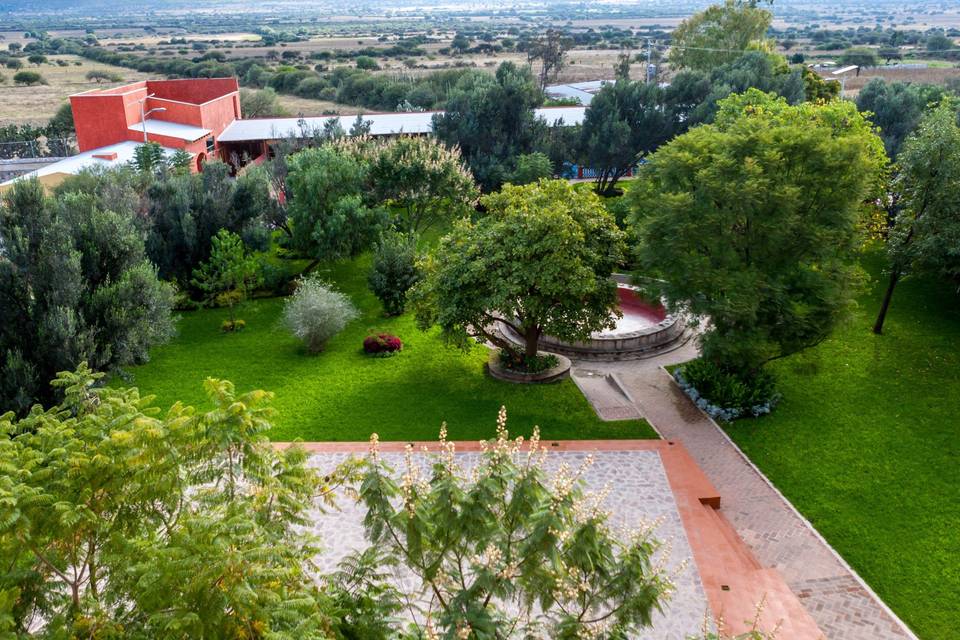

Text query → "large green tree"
[0,179,174,413]
[873,103,960,334]
[0,366,353,638]
[412,180,624,363]
[432,62,546,191]
[630,90,886,380]
[668,0,773,72]
[365,136,478,234]
[579,79,676,195]
[286,144,386,262]
[856,79,947,159]
[145,161,271,284]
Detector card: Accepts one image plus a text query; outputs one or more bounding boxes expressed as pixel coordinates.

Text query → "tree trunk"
[523,326,540,360]
[873,268,900,335]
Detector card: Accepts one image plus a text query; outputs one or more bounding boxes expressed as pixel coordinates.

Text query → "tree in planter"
[873,103,960,334]
[630,90,885,392]
[368,230,421,316]
[411,180,624,366]
[337,409,671,638]
[282,275,358,353]
[0,365,355,637]
[0,179,174,413]
[366,136,478,234]
[191,229,262,330]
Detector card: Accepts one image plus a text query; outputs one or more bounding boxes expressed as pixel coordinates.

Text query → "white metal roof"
[218,107,587,143]
[1,141,180,187]
[129,119,211,141]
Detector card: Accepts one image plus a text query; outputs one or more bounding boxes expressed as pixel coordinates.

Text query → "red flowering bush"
[363,333,403,355]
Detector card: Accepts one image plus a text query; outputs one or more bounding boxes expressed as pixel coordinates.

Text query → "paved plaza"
[304,448,712,639]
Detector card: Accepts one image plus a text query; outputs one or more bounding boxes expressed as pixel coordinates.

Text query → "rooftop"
[218,106,587,143]
[0,141,181,187]
[128,119,211,142]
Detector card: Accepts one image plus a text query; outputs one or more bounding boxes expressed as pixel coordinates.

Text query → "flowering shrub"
[333,409,671,638]
[362,333,402,356]
[674,359,780,422]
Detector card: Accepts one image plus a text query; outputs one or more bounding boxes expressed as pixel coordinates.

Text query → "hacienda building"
[1,77,586,191]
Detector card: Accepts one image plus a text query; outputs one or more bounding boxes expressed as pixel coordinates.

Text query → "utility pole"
[646,38,652,83]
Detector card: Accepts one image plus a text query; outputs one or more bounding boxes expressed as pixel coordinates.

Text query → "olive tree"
[411,180,624,364]
[631,90,886,383]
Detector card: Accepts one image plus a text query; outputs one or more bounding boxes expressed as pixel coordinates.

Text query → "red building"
[70,78,240,172]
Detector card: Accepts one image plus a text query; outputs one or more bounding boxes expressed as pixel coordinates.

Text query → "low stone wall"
[486,350,571,384]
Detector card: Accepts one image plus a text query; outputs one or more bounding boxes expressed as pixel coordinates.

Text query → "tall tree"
[579,79,676,195]
[286,144,386,262]
[525,29,573,90]
[668,0,773,72]
[839,47,880,76]
[873,103,960,334]
[433,62,546,191]
[411,180,624,363]
[0,179,174,413]
[631,90,885,381]
[365,136,478,233]
[856,79,946,159]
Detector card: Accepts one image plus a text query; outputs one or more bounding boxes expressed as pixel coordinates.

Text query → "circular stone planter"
[486,350,571,384]
[498,275,688,361]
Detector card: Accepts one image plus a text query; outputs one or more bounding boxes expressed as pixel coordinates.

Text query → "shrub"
[13,70,46,85]
[362,333,403,355]
[368,231,420,316]
[282,276,358,353]
[355,55,380,70]
[221,318,247,332]
[498,350,559,374]
[674,359,780,421]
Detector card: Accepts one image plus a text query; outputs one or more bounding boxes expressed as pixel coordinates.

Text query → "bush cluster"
[362,333,403,355]
[498,350,559,374]
[674,359,780,422]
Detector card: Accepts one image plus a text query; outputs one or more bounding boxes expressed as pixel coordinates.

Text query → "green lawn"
[118,251,656,443]
[724,251,960,640]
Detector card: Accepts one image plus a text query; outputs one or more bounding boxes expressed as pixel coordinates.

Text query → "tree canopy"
[873,103,960,333]
[365,135,478,233]
[668,0,773,72]
[578,79,676,195]
[856,79,947,159]
[412,180,624,362]
[0,178,174,413]
[630,90,886,379]
[286,143,386,261]
[0,366,353,637]
[432,62,546,191]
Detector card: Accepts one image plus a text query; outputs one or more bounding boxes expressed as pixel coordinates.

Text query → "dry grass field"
[841,66,960,94]
[0,55,151,125]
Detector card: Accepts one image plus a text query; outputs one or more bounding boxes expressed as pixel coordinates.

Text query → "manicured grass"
[724,251,960,640]
[119,252,656,443]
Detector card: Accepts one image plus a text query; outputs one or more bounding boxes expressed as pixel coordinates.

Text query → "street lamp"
[137,93,166,143]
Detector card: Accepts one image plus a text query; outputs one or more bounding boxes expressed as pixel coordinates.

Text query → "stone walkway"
[570,343,919,640]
